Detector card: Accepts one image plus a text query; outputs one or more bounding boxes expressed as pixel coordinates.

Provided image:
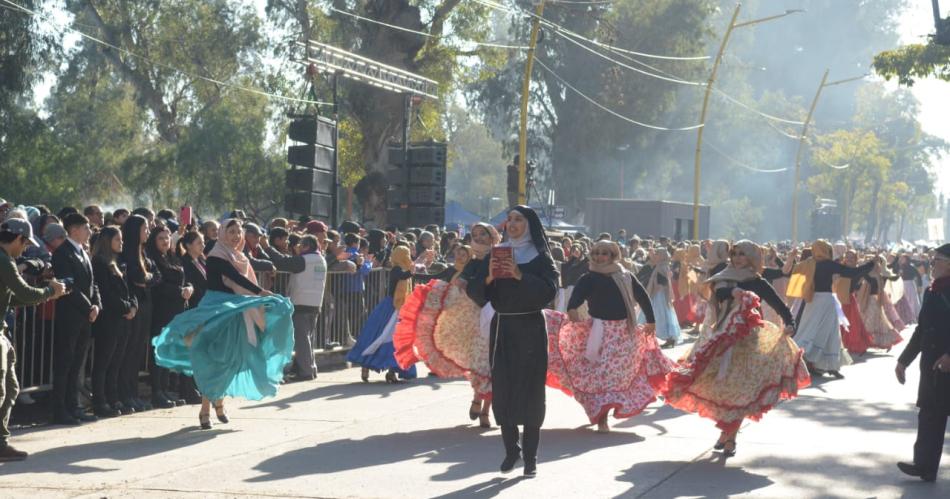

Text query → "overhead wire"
[0,0,331,107]
[534,58,702,131]
[328,6,528,49]
[704,142,789,173]
[818,159,851,170]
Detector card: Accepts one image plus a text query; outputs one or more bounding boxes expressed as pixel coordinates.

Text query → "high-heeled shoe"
[199,411,212,430]
[479,412,491,429]
[469,401,481,421]
[213,401,229,424]
[361,367,369,383]
[722,439,737,457]
[714,432,727,450]
[385,370,398,383]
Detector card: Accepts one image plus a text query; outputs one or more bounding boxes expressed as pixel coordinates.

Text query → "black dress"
[467,254,558,427]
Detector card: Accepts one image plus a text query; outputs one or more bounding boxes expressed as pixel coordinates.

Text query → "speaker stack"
[386,141,447,228]
[284,116,336,221]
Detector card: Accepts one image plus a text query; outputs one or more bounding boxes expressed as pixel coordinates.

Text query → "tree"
[444,105,505,217]
[874,42,950,86]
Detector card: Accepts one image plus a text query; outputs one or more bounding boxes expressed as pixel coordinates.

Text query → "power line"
[329,6,528,50]
[553,27,706,86]
[818,159,851,170]
[534,58,702,131]
[705,141,789,173]
[0,0,331,107]
[472,0,709,61]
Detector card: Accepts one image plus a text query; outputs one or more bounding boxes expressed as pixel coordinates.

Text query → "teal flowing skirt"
[152,290,295,401]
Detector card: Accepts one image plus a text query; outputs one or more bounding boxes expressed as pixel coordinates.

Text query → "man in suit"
[896,242,950,482]
[50,213,102,425]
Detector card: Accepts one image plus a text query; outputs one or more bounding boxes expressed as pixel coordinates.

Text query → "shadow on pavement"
[616,457,773,498]
[248,426,644,484]
[613,404,684,434]
[243,375,449,411]
[778,393,916,432]
[0,427,229,475]
[429,476,526,498]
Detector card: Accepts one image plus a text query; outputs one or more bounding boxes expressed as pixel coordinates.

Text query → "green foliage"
[874,42,950,86]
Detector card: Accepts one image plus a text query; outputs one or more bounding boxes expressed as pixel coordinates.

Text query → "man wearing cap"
[1,219,67,461]
[306,221,328,252]
[897,243,950,482]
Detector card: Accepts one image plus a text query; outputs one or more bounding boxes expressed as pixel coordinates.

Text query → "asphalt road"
[1,327,947,498]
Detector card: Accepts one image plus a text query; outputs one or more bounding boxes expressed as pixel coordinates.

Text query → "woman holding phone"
[466,206,558,478]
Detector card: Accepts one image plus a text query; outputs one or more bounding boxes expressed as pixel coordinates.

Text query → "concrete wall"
[584,198,710,240]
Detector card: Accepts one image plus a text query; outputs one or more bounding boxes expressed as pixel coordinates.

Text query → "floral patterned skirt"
[544,314,673,423]
[393,280,491,399]
[662,291,810,433]
[861,296,903,350]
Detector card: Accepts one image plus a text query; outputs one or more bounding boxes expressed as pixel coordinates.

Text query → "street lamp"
[692,3,804,240]
[790,70,867,244]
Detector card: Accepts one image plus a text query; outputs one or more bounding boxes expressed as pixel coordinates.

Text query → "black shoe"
[113,401,135,415]
[500,453,521,473]
[72,410,98,423]
[93,404,120,418]
[121,399,141,413]
[133,398,152,411]
[898,462,937,482]
[828,370,845,379]
[151,396,175,409]
[523,460,537,478]
[0,445,28,462]
[51,413,80,426]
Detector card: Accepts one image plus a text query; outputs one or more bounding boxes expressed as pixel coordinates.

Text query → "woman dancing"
[857,255,904,350]
[152,219,295,429]
[640,249,681,348]
[662,240,809,457]
[466,206,558,477]
[786,240,873,378]
[546,241,673,433]
[347,244,417,383]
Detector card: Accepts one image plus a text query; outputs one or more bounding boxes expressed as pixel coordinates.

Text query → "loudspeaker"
[386,205,445,228]
[288,144,334,170]
[285,191,333,220]
[387,186,445,207]
[289,117,335,147]
[286,168,334,194]
[388,143,447,166]
[810,210,841,240]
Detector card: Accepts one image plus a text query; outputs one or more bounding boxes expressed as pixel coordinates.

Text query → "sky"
[896,4,950,198]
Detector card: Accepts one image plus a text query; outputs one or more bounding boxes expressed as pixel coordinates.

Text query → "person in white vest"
[286,235,327,382]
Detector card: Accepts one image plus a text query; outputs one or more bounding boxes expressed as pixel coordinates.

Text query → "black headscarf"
[509,205,551,260]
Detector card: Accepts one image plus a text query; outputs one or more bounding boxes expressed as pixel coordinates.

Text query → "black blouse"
[206,256,262,295]
[567,271,655,323]
[813,260,874,292]
[713,276,795,327]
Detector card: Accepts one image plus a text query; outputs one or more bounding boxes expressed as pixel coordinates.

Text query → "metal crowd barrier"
[8,266,451,393]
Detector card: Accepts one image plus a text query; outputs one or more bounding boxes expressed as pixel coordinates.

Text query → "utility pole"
[518,0,547,206]
[790,70,865,244]
[692,4,803,240]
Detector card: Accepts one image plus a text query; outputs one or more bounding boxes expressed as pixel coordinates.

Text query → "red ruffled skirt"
[661,291,810,433]
[841,293,874,355]
[393,280,491,399]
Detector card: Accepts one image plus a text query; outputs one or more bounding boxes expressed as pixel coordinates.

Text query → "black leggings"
[501,425,540,462]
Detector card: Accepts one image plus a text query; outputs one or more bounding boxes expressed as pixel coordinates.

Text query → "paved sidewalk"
[0,330,947,498]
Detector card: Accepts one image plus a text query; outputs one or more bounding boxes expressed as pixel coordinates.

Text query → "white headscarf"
[500,231,540,264]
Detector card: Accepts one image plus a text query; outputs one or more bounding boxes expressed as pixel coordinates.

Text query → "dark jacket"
[899,280,950,414]
[52,240,102,323]
[151,254,189,331]
[181,254,208,305]
[91,257,137,336]
[260,246,305,274]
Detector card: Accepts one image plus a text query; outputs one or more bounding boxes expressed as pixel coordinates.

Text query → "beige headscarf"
[207,219,260,294]
[705,240,762,328]
[705,240,730,273]
[469,222,501,259]
[391,245,413,309]
[787,239,833,303]
[587,241,643,333]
